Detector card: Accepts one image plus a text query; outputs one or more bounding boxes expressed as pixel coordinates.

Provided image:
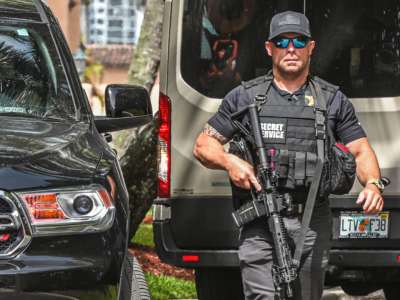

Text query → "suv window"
[182,0,400,98]
[0,24,76,120]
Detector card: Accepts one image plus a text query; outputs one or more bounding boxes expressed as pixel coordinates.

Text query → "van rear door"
[155,0,400,268]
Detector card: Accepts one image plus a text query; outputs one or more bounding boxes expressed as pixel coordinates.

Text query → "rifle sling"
[292,146,323,266]
[292,79,327,267]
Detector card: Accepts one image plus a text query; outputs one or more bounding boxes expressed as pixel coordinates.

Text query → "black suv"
[0,1,151,299]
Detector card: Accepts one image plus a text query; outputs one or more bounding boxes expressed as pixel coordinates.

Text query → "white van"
[154,1,400,299]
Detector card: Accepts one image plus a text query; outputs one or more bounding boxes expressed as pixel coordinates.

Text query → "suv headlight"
[16,185,115,236]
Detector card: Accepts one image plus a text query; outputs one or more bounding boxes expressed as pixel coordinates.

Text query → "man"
[193,10,384,300]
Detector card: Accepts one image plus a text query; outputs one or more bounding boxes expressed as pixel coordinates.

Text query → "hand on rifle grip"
[226,154,262,191]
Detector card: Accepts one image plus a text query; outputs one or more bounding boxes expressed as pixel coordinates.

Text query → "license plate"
[339,211,389,239]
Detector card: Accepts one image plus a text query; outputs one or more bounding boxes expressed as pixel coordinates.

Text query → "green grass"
[145,272,197,300]
[132,223,155,248]
[134,216,197,300]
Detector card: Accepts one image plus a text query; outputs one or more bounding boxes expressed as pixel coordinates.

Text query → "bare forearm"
[193,132,231,170]
[355,149,380,185]
[347,137,383,214]
[347,137,381,186]
[193,127,261,191]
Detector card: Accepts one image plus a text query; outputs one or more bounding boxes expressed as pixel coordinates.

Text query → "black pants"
[238,201,332,300]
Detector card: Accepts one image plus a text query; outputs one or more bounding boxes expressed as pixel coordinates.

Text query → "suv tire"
[118,251,151,300]
[195,267,244,300]
[340,283,379,296]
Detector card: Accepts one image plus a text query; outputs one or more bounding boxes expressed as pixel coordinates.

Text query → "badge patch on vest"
[260,118,287,144]
[305,95,315,107]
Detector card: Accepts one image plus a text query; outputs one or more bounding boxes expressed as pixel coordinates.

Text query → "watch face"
[368,180,384,191]
[374,180,385,191]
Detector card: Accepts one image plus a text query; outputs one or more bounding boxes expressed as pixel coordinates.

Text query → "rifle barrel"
[248,104,268,169]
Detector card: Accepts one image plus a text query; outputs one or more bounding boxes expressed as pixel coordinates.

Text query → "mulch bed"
[130,243,195,282]
[143,215,153,224]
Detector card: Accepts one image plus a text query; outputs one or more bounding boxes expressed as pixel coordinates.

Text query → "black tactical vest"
[230,74,339,206]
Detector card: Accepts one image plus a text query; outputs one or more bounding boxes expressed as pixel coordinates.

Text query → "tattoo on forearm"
[202,123,228,144]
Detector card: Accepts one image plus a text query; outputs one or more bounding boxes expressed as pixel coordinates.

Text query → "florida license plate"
[339,211,389,239]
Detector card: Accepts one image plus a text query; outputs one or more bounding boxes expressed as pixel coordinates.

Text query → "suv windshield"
[182,0,400,99]
[0,24,76,120]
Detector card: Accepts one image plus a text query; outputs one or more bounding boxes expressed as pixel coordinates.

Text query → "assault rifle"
[230,102,298,299]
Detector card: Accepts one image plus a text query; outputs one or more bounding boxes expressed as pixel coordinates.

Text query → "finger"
[249,176,262,192]
[363,190,375,211]
[378,199,384,212]
[371,196,383,214]
[232,176,250,190]
[365,194,379,214]
[242,180,252,190]
[356,191,366,205]
[369,194,383,214]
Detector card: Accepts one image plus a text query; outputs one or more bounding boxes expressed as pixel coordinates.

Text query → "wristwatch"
[367,179,385,193]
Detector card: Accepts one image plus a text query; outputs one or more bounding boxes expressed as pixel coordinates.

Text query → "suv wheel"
[195,267,244,300]
[118,251,151,300]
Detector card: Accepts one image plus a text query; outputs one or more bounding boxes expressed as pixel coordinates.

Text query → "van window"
[181,0,400,98]
[0,25,76,120]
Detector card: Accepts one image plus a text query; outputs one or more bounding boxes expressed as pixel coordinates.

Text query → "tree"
[128,0,164,91]
[117,0,164,239]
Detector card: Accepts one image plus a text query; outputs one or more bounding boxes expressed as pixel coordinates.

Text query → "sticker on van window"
[173,188,194,196]
[0,107,25,113]
[17,29,29,37]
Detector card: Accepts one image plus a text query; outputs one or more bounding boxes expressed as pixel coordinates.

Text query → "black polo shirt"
[208,81,366,145]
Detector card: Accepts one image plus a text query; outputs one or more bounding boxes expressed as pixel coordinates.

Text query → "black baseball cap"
[268,11,311,40]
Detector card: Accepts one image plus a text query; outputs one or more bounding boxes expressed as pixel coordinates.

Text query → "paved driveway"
[322,287,384,300]
[177,287,386,300]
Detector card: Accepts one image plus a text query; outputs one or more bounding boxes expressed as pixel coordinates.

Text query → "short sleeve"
[207,85,250,140]
[327,90,366,145]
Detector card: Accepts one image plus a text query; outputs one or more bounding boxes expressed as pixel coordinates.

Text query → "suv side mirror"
[94,85,153,133]
[105,84,153,117]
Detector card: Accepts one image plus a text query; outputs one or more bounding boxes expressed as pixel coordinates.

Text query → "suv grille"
[0,199,12,214]
[0,231,21,253]
[0,195,25,256]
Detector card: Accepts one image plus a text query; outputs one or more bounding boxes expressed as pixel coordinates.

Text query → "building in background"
[86,0,145,45]
[86,44,133,84]
[45,0,146,112]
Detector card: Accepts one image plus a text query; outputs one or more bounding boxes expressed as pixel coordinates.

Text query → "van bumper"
[153,220,240,268]
[155,219,400,269]
[330,249,400,267]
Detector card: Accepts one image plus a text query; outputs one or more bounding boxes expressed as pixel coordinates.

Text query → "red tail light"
[158,92,171,198]
[182,255,200,263]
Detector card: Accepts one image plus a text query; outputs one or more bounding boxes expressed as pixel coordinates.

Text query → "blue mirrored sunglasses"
[272,36,309,49]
